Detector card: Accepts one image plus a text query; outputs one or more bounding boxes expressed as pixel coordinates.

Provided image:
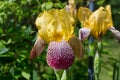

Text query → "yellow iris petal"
[35,9,74,43]
[77,7,92,25]
[87,6,113,39]
[78,5,113,39]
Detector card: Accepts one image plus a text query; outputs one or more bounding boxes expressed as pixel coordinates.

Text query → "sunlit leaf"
[41,2,53,10]
[97,0,105,6]
[22,71,30,80]
[61,70,67,80]
[0,48,9,54]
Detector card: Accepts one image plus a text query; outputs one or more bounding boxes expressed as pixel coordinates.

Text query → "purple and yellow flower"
[30,9,82,69]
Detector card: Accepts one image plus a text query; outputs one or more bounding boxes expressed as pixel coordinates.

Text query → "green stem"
[54,69,61,80]
[94,51,100,80]
[54,69,67,80]
[97,40,103,52]
[61,70,67,80]
[88,38,95,56]
[88,36,95,80]
[94,40,102,80]
[95,73,99,80]
[66,68,73,80]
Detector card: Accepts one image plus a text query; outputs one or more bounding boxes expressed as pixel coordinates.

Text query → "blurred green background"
[0,0,120,80]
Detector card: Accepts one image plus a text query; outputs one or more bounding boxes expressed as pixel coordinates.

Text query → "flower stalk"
[61,70,67,80]
[54,69,61,80]
[94,51,100,80]
[54,69,68,80]
[94,52,100,80]
[88,37,95,80]
[94,39,103,80]
[88,0,95,80]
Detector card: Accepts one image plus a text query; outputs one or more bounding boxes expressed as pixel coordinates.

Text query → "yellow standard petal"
[66,0,77,19]
[77,7,92,25]
[84,5,113,39]
[35,9,74,43]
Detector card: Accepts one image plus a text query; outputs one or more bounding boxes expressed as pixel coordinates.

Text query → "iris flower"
[30,9,82,69]
[78,5,113,40]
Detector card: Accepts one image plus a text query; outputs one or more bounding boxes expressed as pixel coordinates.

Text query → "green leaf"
[61,70,67,80]
[33,70,38,80]
[66,68,73,80]
[22,71,30,79]
[45,2,53,10]
[9,67,14,76]
[41,2,53,10]
[0,48,9,54]
[25,26,32,37]
[54,69,61,80]
[0,28,3,34]
[53,3,65,9]
[97,0,105,6]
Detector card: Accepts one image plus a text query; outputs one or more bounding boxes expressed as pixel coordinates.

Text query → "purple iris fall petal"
[47,40,74,69]
[79,27,91,41]
[109,27,120,42]
[30,38,46,60]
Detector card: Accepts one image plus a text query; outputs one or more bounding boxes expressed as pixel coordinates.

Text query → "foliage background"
[0,0,120,80]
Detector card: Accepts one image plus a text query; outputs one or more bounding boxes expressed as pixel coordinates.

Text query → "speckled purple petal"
[47,40,74,69]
